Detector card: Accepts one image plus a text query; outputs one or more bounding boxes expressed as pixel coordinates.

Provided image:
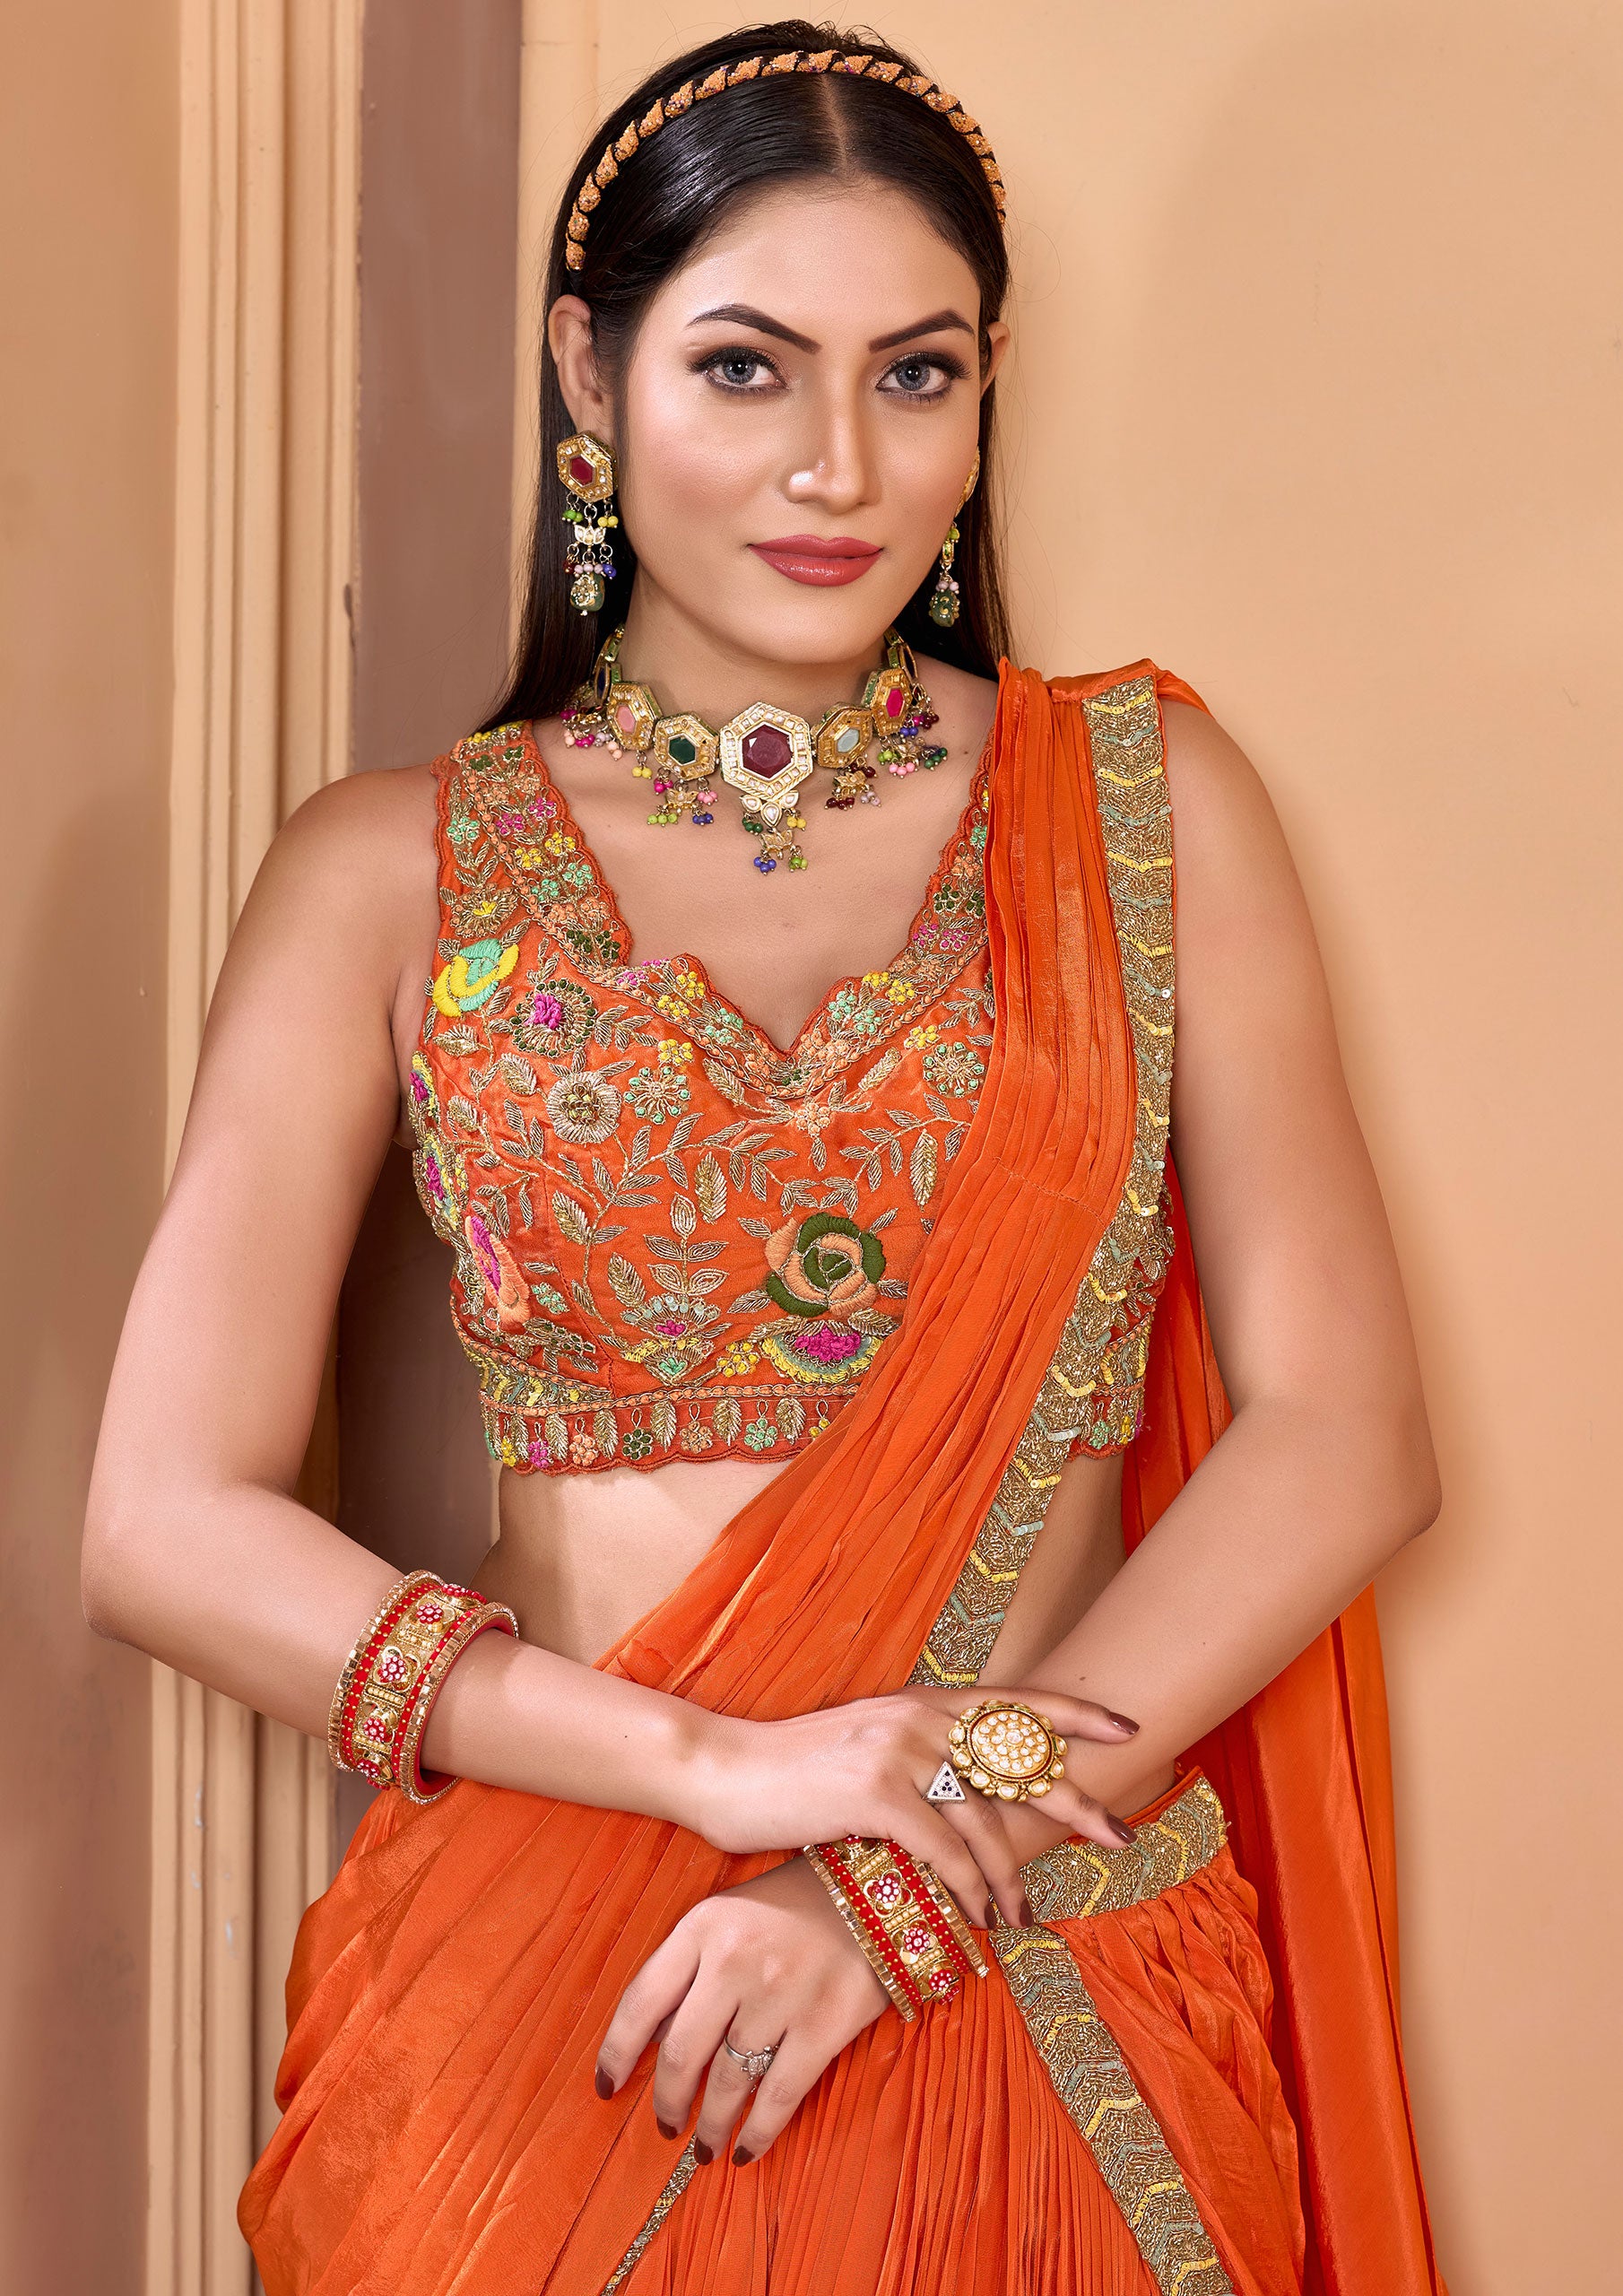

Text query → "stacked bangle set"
[327,1569,517,1805]
[328,1581,1062,2024]
[803,1697,1067,2020]
[804,1836,987,2019]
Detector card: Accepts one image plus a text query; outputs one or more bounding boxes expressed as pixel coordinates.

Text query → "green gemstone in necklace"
[559,627,942,874]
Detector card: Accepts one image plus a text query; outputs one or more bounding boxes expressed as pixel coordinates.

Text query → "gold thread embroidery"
[597,2139,699,2295]
[911,674,1176,1688]
[992,1900,1234,2295]
[1020,1775,1226,1921]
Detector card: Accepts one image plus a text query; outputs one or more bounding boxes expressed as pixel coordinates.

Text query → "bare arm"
[80,767,1129,1915]
[1002,697,1440,1843]
[80,768,716,1816]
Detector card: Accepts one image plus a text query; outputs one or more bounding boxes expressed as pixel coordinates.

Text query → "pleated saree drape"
[241,663,1446,2296]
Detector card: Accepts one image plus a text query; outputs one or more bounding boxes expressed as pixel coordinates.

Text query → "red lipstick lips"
[749,535,881,587]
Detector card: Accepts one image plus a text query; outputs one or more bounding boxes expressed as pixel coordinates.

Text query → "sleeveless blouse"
[406,712,1171,1474]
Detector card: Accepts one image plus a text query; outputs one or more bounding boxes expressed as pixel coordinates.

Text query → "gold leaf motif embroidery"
[908,1127,938,1207]
[551,1190,590,1247]
[694,1150,727,1222]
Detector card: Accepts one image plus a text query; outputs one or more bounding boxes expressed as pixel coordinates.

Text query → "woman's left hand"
[595,1851,906,2167]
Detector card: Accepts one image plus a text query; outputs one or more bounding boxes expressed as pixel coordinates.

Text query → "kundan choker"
[560,628,948,874]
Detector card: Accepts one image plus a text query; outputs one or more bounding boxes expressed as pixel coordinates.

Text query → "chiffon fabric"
[240,662,1446,2294]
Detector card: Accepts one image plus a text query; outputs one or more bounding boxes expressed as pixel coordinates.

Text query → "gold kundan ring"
[948,1699,1067,1804]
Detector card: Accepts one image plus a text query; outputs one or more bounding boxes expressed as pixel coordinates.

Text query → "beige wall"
[536,3,1622,2285]
[0,4,178,2289]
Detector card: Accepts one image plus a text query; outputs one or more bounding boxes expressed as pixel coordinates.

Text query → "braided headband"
[564,49,1006,272]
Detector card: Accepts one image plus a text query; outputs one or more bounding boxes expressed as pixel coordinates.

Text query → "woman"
[84,22,1448,2294]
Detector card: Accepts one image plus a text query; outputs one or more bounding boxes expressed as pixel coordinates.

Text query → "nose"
[783,385,875,517]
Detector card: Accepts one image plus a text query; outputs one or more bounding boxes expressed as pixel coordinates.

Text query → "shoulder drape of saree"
[240,661,1445,2296]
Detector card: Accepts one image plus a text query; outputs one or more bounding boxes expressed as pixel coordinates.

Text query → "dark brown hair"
[478,20,1012,734]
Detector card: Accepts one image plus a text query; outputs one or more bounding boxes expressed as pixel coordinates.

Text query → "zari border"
[992,1918,1233,2294]
[598,2139,699,2296]
[1020,1772,1226,1922]
[911,672,1176,1687]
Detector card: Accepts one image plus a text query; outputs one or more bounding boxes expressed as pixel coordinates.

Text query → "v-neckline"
[469,665,1005,1098]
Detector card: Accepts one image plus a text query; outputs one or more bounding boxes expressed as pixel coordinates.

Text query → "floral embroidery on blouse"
[407,708,1170,1475]
[406,718,1001,1474]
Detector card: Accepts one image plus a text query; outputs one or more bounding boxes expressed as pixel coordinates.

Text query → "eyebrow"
[687,302,976,354]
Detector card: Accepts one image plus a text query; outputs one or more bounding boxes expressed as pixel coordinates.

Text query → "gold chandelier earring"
[928,449,980,630]
[557,431,620,613]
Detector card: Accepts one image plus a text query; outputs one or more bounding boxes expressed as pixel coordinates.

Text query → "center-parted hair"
[481,18,1013,735]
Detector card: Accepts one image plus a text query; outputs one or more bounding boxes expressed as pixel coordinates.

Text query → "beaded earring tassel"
[557,432,620,614]
[928,517,961,627]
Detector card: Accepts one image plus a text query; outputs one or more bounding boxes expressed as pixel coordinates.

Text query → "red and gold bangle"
[328,1570,518,1803]
[804,1836,987,2020]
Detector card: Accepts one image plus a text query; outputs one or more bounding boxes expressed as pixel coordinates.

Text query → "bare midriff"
[473,1443,1151,1735]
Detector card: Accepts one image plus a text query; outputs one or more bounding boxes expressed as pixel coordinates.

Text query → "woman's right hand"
[684,1685,1142,1928]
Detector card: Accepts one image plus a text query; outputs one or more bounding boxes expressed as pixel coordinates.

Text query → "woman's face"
[551,179,1008,669]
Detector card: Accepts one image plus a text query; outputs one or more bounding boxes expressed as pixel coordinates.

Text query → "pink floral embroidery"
[792,1326,864,1366]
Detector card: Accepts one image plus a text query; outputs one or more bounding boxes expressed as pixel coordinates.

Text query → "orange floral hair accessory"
[563,48,1007,273]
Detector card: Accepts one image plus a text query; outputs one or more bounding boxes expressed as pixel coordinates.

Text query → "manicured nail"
[1019,1894,1034,1926]
[733,2145,753,2167]
[656,2118,676,2140]
[1107,1710,1140,1734]
[594,2068,613,2100]
[693,2138,713,2165]
[1109,1816,1138,1845]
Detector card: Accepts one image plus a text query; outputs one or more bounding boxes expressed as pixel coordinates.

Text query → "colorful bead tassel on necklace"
[561,629,948,873]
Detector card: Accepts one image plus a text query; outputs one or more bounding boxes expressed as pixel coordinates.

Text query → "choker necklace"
[560,627,947,874]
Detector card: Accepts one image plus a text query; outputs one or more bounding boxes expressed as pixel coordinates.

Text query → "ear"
[547,295,615,442]
[979,318,1011,395]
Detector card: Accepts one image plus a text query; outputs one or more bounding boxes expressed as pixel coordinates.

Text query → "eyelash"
[694,346,968,403]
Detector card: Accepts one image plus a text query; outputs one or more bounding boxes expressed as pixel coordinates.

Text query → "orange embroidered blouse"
[407,711,1169,1474]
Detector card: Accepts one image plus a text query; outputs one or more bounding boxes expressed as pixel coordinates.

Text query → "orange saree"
[240,663,1445,2295]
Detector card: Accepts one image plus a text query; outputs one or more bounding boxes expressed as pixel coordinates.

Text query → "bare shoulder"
[195,761,443,1107]
[269,761,438,894]
[1157,697,1300,911]
[242,763,438,964]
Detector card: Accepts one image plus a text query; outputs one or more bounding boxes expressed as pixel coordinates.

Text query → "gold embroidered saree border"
[910,672,1176,1688]
[1020,1773,1226,1922]
[992,1915,1234,2295]
[597,2139,699,2296]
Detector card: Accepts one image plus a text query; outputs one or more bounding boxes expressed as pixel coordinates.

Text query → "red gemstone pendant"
[740,724,792,775]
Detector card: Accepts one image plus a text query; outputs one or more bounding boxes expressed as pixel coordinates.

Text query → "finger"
[936,1788,1027,1926]
[980,1683,1141,1744]
[597,1926,703,2099]
[691,2023,788,2162]
[1035,1775,1141,1851]
[649,1975,739,2137]
[881,1796,999,1927]
[732,2034,833,2164]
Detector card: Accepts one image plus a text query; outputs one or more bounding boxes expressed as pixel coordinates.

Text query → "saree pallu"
[241,664,1446,2295]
